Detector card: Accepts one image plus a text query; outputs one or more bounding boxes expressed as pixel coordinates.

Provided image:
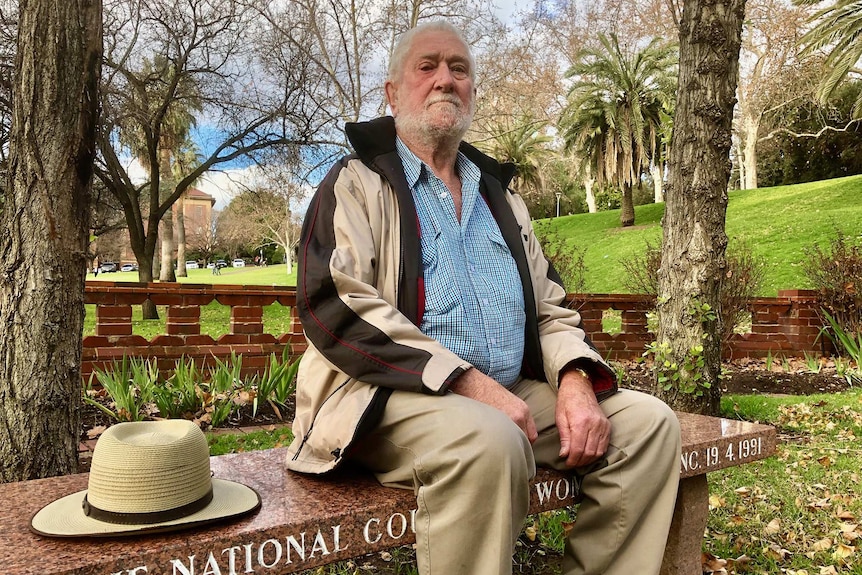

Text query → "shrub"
[620,239,764,347]
[537,234,588,294]
[803,226,862,355]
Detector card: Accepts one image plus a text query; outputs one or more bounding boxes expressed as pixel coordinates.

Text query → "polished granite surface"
[0,412,775,575]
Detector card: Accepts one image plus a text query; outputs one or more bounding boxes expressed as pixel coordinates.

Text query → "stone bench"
[0,412,775,575]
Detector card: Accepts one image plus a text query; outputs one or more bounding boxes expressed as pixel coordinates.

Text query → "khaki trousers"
[349,383,681,575]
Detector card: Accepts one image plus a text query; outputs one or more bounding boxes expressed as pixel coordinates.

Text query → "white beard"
[395,94,474,149]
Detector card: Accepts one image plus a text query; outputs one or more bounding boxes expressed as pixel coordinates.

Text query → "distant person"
[288,21,681,575]
[212,262,220,275]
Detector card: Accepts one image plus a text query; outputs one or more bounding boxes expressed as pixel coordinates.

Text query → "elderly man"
[288,21,681,575]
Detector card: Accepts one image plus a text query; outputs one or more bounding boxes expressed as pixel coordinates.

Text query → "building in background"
[91,188,216,269]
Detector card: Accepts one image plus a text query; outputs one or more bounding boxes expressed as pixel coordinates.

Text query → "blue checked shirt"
[396,138,526,387]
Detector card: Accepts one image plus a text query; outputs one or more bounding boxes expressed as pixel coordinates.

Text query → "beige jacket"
[287,117,616,474]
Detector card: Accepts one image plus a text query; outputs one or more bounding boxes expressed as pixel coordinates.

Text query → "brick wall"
[82,283,829,381]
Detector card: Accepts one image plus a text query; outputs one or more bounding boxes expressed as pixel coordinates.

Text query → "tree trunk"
[651,163,664,203]
[655,0,745,416]
[176,196,187,277]
[583,176,597,213]
[159,210,176,282]
[741,113,759,189]
[158,151,176,282]
[0,0,102,482]
[620,182,635,226]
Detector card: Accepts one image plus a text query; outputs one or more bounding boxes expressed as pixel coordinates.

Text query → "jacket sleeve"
[296,158,471,395]
[511,194,618,400]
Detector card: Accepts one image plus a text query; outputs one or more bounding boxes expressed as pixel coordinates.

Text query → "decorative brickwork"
[82,283,829,381]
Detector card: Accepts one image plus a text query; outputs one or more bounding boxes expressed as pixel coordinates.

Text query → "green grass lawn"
[89,175,862,298]
[88,263,298,286]
[535,175,862,296]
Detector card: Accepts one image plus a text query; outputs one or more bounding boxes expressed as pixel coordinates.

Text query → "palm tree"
[479,116,553,199]
[117,55,201,283]
[560,33,677,226]
[798,0,862,116]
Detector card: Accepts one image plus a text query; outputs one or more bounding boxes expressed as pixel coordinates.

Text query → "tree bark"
[176,197,187,277]
[656,0,746,415]
[620,182,635,226]
[0,0,102,481]
[158,150,176,282]
[583,176,597,213]
[741,112,759,189]
[651,163,665,203]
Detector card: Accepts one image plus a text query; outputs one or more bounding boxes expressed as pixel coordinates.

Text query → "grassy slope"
[535,175,862,296]
[86,174,862,308]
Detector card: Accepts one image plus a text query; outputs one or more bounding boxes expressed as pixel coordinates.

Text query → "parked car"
[99,262,118,273]
[120,263,138,272]
[185,260,199,269]
[216,259,228,268]
[232,259,245,268]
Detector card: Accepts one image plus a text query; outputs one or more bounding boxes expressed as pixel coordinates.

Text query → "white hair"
[387,21,476,83]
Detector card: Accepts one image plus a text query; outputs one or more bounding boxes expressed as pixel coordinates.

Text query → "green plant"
[83,356,158,422]
[620,239,763,349]
[152,356,204,419]
[822,310,862,365]
[535,232,588,294]
[802,351,823,373]
[803,226,862,347]
[208,351,244,394]
[765,349,775,372]
[255,351,301,418]
[646,341,711,397]
[200,352,245,427]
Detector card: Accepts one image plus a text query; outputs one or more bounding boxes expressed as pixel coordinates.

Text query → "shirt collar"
[396,137,424,189]
[395,137,482,190]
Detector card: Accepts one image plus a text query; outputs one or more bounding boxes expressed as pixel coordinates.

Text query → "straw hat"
[31,420,261,537]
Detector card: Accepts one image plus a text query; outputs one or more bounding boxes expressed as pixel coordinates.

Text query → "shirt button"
[490,338,496,345]
[482,299,489,306]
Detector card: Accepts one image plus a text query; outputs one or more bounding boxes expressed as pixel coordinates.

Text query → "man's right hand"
[448,368,538,443]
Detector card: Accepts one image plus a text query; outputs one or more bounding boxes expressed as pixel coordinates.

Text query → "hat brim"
[30,478,261,538]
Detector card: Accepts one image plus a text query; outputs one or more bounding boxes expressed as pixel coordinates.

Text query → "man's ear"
[384,80,398,116]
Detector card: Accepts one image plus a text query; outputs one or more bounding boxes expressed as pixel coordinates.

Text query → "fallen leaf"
[734,486,751,496]
[837,510,856,521]
[832,543,855,559]
[728,554,752,572]
[86,425,107,439]
[524,525,537,542]
[819,566,838,575]
[701,552,727,573]
[710,494,726,508]
[816,455,832,467]
[763,518,782,535]
[809,538,832,552]
[763,543,791,562]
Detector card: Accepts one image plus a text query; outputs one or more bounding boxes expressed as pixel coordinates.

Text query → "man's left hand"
[555,370,611,468]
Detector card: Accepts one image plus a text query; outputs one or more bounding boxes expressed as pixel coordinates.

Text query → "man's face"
[385,29,476,146]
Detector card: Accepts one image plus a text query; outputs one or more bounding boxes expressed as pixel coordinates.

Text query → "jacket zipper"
[291,376,351,461]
